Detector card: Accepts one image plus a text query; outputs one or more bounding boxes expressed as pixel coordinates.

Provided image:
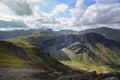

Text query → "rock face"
[39,33,120,66]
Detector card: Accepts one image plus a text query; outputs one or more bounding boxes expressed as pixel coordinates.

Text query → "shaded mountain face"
[38,33,120,67]
[0,29,38,39]
[80,27,120,42]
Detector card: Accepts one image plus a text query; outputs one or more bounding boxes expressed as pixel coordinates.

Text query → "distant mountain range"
[0,29,78,40]
[1,27,120,43]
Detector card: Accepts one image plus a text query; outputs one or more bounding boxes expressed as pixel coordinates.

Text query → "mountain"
[38,33,120,68]
[3,31,120,79]
[6,29,61,46]
[0,40,73,70]
[0,40,85,79]
[0,29,54,40]
[59,30,78,35]
[1,41,119,80]
[6,29,78,46]
[80,27,120,42]
[0,28,77,40]
[7,29,120,68]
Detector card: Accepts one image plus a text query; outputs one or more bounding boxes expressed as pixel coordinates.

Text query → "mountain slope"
[6,29,61,46]
[80,27,120,42]
[0,40,74,72]
[39,33,120,68]
[7,31,120,68]
[1,40,89,80]
[6,31,120,73]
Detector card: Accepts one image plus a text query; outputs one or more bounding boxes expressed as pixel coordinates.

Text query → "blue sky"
[40,0,120,12]
[39,0,96,18]
[84,0,95,6]
[40,0,95,12]
[39,0,76,13]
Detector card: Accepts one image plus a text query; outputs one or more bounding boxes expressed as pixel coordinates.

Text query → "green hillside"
[0,40,74,72]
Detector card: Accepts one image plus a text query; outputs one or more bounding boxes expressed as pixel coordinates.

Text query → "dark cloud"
[0,20,27,28]
[1,0,32,15]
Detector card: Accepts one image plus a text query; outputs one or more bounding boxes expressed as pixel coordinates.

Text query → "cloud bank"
[0,0,120,31]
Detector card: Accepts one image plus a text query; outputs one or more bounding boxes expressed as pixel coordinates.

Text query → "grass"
[61,61,120,74]
[0,51,27,68]
[0,41,33,68]
[0,41,71,72]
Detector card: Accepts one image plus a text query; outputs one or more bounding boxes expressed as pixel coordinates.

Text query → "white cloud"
[1,0,33,16]
[51,4,68,16]
[0,2,15,16]
[70,0,86,26]
[26,3,69,29]
[80,3,120,25]
[0,0,120,31]
[68,0,120,30]
[30,0,43,3]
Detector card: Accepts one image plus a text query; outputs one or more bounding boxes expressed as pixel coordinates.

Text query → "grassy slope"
[61,61,120,74]
[0,41,26,67]
[0,41,74,73]
[6,30,58,46]
[61,43,120,74]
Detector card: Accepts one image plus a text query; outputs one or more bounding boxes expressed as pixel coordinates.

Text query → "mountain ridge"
[80,27,120,42]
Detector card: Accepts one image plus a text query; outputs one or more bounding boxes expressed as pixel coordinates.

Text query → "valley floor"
[61,61,120,74]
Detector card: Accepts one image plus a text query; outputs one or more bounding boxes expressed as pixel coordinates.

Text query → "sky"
[0,0,120,31]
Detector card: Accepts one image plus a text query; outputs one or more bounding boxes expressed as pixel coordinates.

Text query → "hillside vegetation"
[0,40,74,72]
